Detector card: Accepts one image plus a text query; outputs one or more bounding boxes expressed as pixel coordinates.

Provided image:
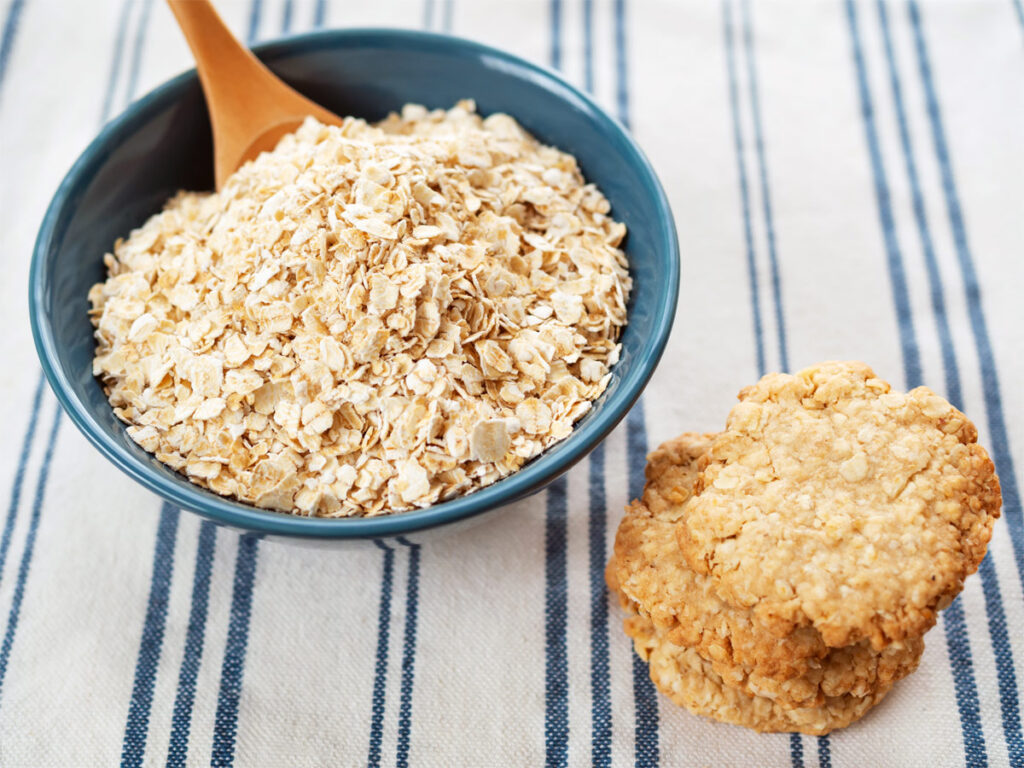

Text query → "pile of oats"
[89,101,631,516]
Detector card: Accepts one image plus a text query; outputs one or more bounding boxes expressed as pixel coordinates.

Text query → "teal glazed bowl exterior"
[29,29,679,542]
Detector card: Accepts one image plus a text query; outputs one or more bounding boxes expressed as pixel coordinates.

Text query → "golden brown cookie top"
[678,361,1002,649]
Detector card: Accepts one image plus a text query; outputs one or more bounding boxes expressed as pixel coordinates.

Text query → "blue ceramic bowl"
[29,29,678,542]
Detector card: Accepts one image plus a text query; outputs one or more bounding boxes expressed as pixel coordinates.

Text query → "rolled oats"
[89,101,631,516]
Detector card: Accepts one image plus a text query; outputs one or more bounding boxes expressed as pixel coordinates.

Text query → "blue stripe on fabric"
[908,0,1024,626]
[166,521,217,768]
[627,404,659,767]
[630,654,658,768]
[422,0,434,30]
[442,0,453,33]
[614,0,630,129]
[876,3,1024,762]
[313,0,327,28]
[844,1,986,762]
[789,734,804,768]
[843,0,921,390]
[99,0,133,128]
[1014,0,1024,41]
[281,0,293,34]
[817,735,832,768]
[942,598,988,766]
[0,377,44,589]
[210,535,260,768]
[0,0,26,101]
[120,504,180,768]
[739,0,788,372]
[588,443,612,768]
[583,0,594,94]
[246,0,263,44]
[550,0,562,72]
[367,540,395,768]
[395,537,422,768]
[123,0,153,107]
[544,476,570,768]
[624,404,661,768]
[0,407,61,706]
[723,0,765,377]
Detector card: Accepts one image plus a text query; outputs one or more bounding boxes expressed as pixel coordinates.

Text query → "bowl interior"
[31,30,678,539]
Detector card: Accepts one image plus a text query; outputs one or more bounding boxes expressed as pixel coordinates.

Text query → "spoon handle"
[167,0,340,188]
[168,0,273,125]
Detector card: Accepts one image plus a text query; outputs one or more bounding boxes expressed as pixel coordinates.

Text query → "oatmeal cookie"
[609,433,922,708]
[678,362,1002,649]
[624,610,891,735]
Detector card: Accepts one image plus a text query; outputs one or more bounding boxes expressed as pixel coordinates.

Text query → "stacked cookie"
[606,362,1002,734]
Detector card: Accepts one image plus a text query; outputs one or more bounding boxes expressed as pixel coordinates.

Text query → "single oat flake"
[89,101,631,517]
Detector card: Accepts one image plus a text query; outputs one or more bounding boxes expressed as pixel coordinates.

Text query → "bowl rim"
[29,27,679,539]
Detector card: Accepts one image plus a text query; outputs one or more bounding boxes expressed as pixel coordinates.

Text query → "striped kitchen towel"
[0,0,1022,765]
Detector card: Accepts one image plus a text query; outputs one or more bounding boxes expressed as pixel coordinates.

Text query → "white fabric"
[0,0,1022,766]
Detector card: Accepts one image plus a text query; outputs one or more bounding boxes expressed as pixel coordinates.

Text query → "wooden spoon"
[167,0,342,190]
